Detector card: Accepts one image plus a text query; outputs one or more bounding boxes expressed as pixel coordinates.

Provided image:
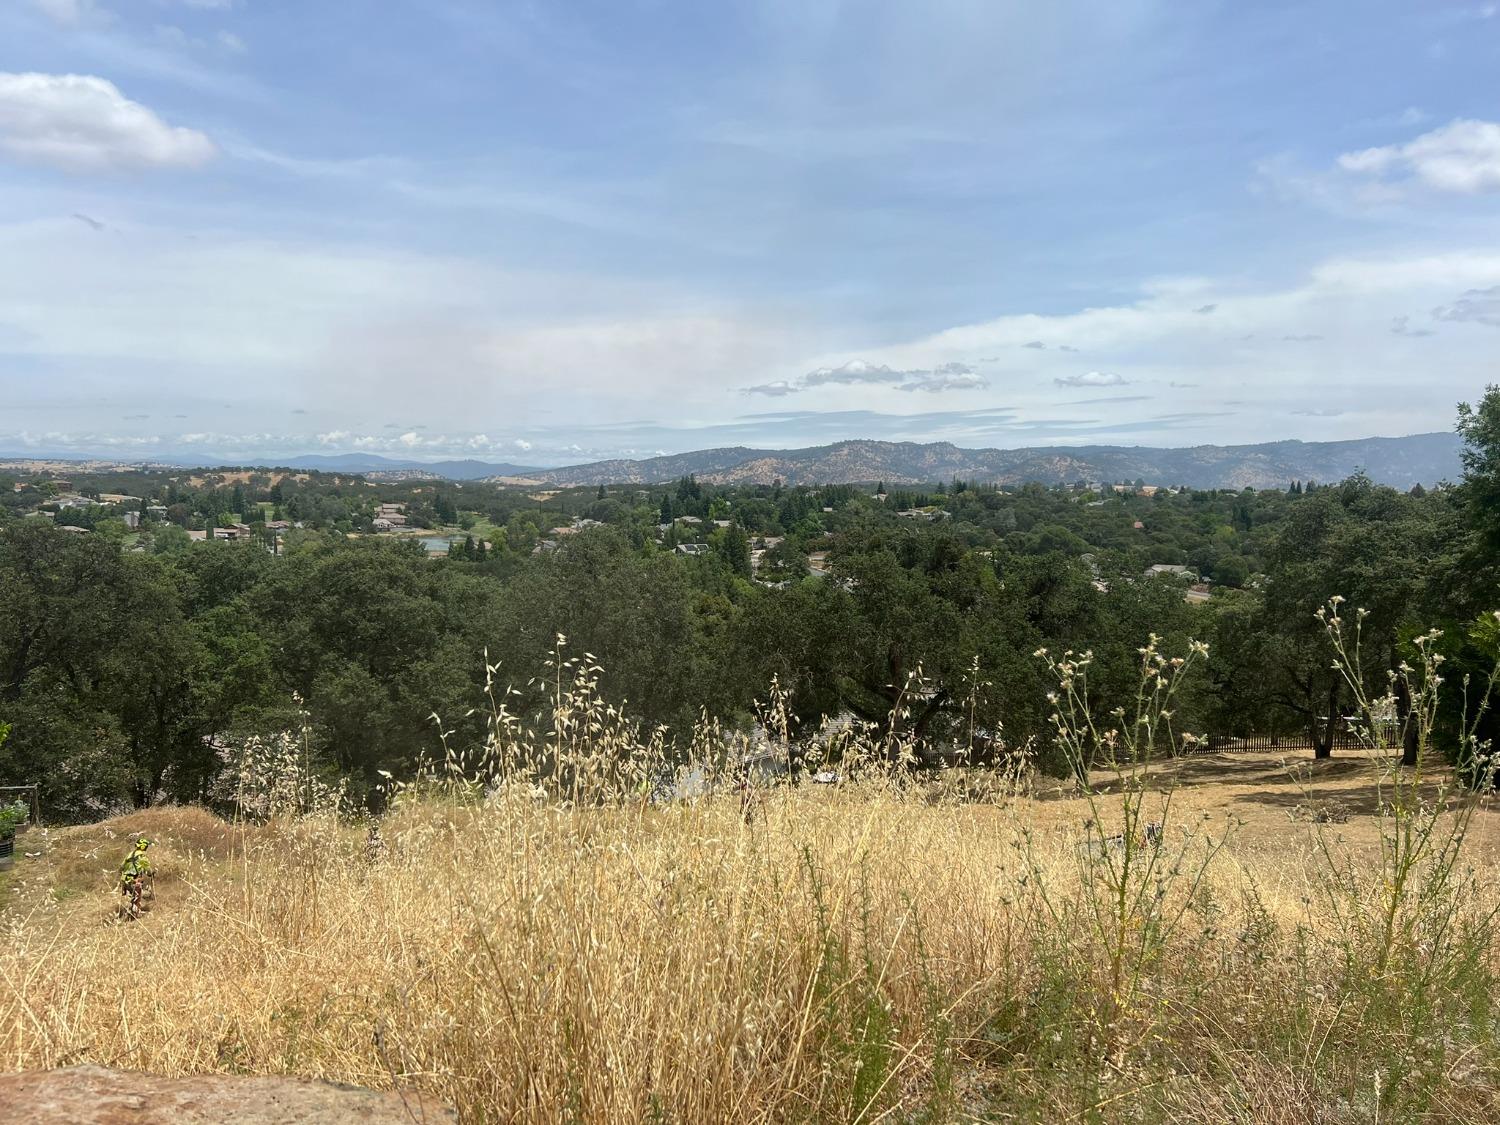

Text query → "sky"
[1,0,1499,467]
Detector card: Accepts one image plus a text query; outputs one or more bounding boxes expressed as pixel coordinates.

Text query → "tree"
[1457,385,1500,600]
[1253,476,1438,757]
[715,523,751,578]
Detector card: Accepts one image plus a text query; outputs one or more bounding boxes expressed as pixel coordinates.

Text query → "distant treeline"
[3,389,1499,818]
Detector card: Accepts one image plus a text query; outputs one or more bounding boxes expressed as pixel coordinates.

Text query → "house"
[374,503,408,526]
[146,505,168,518]
[99,494,139,505]
[372,518,394,533]
[532,539,560,555]
[553,518,603,537]
[264,520,291,532]
[807,550,831,576]
[187,530,209,542]
[675,543,710,556]
[1185,583,1212,604]
[57,524,90,534]
[123,512,140,530]
[1132,521,1145,530]
[896,508,948,521]
[1145,564,1194,579]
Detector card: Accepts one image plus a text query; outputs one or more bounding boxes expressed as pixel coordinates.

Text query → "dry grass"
[2,751,1498,1123]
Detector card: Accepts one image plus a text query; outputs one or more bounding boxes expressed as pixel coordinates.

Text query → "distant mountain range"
[2,432,1466,490]
[490,432,1464,491]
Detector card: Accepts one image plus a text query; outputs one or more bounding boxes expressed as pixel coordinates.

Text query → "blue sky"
[1,0,1499,466]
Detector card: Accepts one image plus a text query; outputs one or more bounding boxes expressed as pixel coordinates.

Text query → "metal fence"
[1198,732,1373,754]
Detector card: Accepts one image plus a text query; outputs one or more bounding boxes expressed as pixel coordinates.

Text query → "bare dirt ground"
[0,1065,454,1124]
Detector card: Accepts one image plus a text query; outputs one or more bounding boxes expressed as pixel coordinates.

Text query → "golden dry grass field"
[1,751,1498,1123]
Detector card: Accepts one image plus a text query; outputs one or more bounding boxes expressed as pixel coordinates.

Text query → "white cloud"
[1339,119,1500,194]
[513,439,533,451]
[1433,285,1500,327]
[0,72,216,172]
[27,0,94,26]
[1054,371,1126,388]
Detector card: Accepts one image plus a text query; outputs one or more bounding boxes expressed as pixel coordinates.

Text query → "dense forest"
[3,390,1499,820]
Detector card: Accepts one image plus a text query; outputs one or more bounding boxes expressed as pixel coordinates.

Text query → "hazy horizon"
[0,426,1463,473]
[4,2,1499,464]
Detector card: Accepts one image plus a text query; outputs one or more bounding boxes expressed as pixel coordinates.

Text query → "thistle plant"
[1313,599,1500,1114]
[1027,635,1223,1061]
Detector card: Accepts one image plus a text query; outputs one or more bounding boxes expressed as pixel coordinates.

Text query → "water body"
[419,537,453,553]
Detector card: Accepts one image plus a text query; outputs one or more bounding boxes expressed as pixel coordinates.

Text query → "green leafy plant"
[0,800,28,837]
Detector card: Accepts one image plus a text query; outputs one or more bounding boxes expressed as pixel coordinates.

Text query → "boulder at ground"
[0,1065,454,1123]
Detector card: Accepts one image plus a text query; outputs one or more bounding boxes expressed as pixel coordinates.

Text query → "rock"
[0,1065,455,1124]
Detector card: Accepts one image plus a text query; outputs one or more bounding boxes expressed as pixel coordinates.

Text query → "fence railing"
[1197,731,1374,754]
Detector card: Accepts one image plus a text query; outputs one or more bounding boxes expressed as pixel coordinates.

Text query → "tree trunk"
[1313,679,1340,760]
[1394,675,1420,767]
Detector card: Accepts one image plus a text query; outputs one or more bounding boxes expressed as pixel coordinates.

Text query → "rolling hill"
[493,432,1463,490]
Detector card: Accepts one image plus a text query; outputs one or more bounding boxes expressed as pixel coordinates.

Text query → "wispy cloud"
[1432,285,1500,327]
[1390,314,1436,337]
[1054,371,1127,388]
[746,359,987,396]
